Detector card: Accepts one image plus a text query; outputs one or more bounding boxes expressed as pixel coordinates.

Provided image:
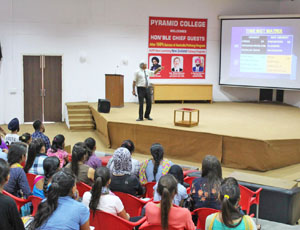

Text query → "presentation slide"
[220,18,300,90]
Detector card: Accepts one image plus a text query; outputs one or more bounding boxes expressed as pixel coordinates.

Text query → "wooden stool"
[174,108,199,127]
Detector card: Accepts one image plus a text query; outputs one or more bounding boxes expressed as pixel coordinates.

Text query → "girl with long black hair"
[84,137,102,169]
[143,174,194,230]
[82,166,130,220]
[31,168,90,230]
[47,134,69,168]
[205,177,257,230]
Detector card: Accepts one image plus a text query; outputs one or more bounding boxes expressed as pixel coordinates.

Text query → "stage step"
[66,102,95,131]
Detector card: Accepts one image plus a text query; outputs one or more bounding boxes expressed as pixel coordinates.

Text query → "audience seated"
[0,136,8,152]
[31,168,90,230]
[154,164,188,206]
[66,142,95,186]
[205,177,257,230]
[139,143,173,185]
[47,134,69,168]
[82,166,130,220]
[109,147,144,196]
[33,156,60,199]
[0,141,8,161]
[0,159,25,230]
[84,137,102,170]
[143,174,195,230]
[31,120,51,151]
[19,132,32,146]
[191,155,222,210]
[4,118,20,146]
[24,138,47,175]
[107,140,140,177]
[4,143,31,198]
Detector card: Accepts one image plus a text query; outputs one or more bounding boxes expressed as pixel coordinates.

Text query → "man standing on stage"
[132,60,163,121]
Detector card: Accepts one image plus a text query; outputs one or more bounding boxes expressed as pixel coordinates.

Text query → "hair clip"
[224,195,230,199]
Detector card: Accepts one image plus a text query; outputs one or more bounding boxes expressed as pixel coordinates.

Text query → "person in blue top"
[205,177,257,230]
[31,168,90,230]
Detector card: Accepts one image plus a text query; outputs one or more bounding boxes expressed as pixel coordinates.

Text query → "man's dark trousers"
[137,87,151,119]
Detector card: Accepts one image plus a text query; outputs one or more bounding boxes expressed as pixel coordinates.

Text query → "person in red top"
[143,174,195,230]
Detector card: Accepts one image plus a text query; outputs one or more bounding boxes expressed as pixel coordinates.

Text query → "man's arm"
[132,81,137,96]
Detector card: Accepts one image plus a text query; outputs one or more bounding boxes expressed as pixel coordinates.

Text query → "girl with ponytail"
[82,166,130,220]
[205,177,257,230]
[32,156,60,199]
[143,174,194,230]
[139,143,173,185]
[84,137,102,169]
[31,168,90,230]
[66,142,95,186]
[47,134,69,168]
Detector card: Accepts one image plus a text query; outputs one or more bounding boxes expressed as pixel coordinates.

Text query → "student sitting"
[33,156,60,199]
[82,166,130,220]
[0,159,25,230]
[47,134,69,168]
[205,177,257,230]
[19,133,32,146]
[109,147,144,196]
[31,168,90,230]
[66,142,95,186]
[24,138,47,175]
[31,120,51,151]
[84,137,102,170]
[4,118,20,146]
[143,174,195,230]
[4,143,31,198]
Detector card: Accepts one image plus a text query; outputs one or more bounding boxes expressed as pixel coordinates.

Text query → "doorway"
[23,55,62,122]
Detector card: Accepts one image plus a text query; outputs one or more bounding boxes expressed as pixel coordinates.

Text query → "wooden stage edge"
[88,102,300,187]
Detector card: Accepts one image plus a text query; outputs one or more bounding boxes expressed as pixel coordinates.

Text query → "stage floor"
[91,102,300,172]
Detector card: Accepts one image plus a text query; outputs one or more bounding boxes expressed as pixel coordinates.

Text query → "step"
[68,109,91,115]
[67,105,90,110]
[69,119,94,125]
[68,114,92,119]
[70,125,95,131]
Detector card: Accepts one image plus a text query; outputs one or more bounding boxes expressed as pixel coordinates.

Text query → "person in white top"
[132,60,163,121]
[82,166,130,220]
[4,118,20,146]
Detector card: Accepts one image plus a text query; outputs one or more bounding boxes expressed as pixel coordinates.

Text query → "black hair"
[89,167,111,213]
[220,177,243,228]
[24,138,45,173]
[168,165,184,185]
[201,155,222,197]
[121,140,135,154]
[50,134,65,153]
[43,157,60,197]
[19,133,31,144]
[157,174,178,230]
[7,143,27,166]
[33,120,42,131]
[71,142,88,176]
[150,143,164,182]
[151,56,159,64]
[0,159,10,185]
[31,168,75,229]
[84,137,96,158]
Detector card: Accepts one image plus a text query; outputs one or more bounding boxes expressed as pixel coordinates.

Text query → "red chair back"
[183,169,199,177]
[2,190,29,211]
[239,185,262,217]
[29,195,42,216]
[113,191,148,217]
[183,176,197,187]
[192,208,219,230]
[89,210,146,230]
[26,173,37,191]
[144,182,156,198]
[76,182,91,198]
[140,222,183,230]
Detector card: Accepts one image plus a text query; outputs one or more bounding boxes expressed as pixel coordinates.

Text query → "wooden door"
[44,56,62,122]
[23,56,42,122]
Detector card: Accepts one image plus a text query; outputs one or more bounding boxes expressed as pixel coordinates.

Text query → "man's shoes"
[136,118,143,121]
[145,117,153,120]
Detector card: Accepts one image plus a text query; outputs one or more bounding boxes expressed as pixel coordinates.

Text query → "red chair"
[114,191,148,217]
[2,190,30,211]
[183,176,197,187]
[144,182,156,198]
[100,155,112,167]
[29,195,42,216]
[139,222,184,230]
[239,185,262,224]
[183,169,199,177]
[89,210,146,230]
[192,208,219,230]
[26,173,37,191]
[76,182,91,198]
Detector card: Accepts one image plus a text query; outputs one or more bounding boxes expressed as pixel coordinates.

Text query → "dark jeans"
[137,87,152,119]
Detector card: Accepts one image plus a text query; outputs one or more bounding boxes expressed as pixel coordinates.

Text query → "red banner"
[148,16,207,79]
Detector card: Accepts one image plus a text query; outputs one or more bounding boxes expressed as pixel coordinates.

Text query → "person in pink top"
[47,134,69,168]
[142,174,195,230]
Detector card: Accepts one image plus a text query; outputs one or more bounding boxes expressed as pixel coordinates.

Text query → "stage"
[90,102,300,172]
